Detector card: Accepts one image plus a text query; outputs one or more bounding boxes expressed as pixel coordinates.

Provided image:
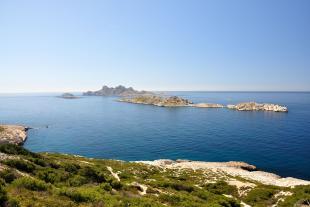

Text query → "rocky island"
[83,85,153,97]
[119,95,193,107]
[120,95,225,108]
[0,144,309,207]
[227,102,288,112]
[0,125,29,145]
[120,96,287,112]
[58,93,80,99]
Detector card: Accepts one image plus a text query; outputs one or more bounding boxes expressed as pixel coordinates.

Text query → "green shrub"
[0,169,18,183]
[63,163,80,174]
[3,159,35,173]
[0,144,39,158]
[109,179,122,190]
[28,157,48,167]
[0,126,4,133]
[78,166,106,183]
[36,168,69,184]
[244,187,276,206]
[0,182,8,206]
[12,177,49,191]
[100,183,112,191]
[68,175,88,187]
[6,199,20,207]
[278,185,310,207]
[204,181,237,195]
[158,181,194,192]
[59,188,97,203]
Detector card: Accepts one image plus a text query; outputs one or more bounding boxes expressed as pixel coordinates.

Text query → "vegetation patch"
[0,144,308,207]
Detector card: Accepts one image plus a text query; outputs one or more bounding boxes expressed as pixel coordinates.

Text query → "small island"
[119,95,193,107]
[119,95,288,112]
[58,93,80,99]
[227,102,288,112]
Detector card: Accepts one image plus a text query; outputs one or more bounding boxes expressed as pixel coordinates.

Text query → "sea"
[0,92,309,180]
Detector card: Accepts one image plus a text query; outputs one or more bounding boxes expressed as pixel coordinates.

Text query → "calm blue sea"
[0,92,309,180]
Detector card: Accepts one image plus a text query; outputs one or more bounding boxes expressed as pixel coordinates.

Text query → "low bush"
[278,185,310,207]
[3,159,35,173]
[0,181,8,206]
[0,169,18,183]
[100,183,112,191]
[12,177,50,191]
[68,175,88,187]
[36,168,69,184]
[157,181,194,192]
[0,144,39,158]
[109,179,122,190]
[78,166,106,183]
[244,187,276,206]
[59,188,98,203]
[62,163,80,174]
[204,181,237,196]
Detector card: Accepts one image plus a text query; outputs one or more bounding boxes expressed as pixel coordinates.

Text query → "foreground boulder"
[0,125,28,145]
[227,102,288,112]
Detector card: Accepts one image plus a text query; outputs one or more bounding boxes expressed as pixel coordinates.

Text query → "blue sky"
[1,0,309,92]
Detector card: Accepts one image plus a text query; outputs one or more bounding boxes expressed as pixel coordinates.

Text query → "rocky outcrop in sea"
[120,96,287,112]
[58,93,80,99]
[227,102,288,112]
[83,85,153,97]
[120,95,193,107]
[0,125,29,145]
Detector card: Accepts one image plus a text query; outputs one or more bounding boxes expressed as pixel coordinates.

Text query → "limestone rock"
[0,125,29,145]
[120,95,193,107]
[227,102,288,112]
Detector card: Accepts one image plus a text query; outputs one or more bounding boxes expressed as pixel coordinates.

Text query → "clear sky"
[1,0,309,92]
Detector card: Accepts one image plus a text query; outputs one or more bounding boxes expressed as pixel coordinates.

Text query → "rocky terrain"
[119,95,193,107]
[83,85,153,97]
[191,103,224,108]
[120,96,288,112]
[0,144,309,207]
[0,125,28,145]
[227,102,288,112]
[58,93,80,99]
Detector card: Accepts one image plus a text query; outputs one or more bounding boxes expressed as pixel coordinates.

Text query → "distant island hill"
[82,85,288,112]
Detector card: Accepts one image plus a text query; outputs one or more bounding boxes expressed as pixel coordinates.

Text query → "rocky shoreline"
[119,95,288,112]
[0,125,29,145]
[136,159,310,187]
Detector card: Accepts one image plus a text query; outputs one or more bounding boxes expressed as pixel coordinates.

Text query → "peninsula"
[83,85,153,97]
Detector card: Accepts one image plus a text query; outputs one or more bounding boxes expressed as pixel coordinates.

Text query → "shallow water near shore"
[0,92,309,180]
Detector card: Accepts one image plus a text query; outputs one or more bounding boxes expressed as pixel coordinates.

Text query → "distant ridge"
[83,85,153,97]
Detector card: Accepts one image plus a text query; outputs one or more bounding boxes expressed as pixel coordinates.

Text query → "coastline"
[0,124,309,185]
[136,159,310,187]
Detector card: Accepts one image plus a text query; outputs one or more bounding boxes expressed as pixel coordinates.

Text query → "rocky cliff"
[0,125,28,145]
